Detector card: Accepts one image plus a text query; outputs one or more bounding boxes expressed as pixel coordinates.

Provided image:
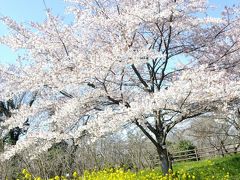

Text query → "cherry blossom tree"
[0,0,239,174]
[197,5,240,73]
[0,91,37,145]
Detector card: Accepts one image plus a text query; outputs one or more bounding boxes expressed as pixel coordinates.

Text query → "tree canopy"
[0,0,239,174]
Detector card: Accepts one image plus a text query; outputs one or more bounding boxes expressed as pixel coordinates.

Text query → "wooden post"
[195,148,199,161]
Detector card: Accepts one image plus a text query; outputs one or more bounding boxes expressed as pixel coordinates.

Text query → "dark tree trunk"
[157,147,172,175]
[135,109,173,175]
[155,110,172,174]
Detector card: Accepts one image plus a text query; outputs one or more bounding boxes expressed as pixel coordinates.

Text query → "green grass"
[173,154,240,180]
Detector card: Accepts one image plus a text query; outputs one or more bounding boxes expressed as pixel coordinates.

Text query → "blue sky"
[0,0,68,64]
[0,0,239,64]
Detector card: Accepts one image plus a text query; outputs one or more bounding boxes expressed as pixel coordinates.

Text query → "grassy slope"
[173,154,240,180]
